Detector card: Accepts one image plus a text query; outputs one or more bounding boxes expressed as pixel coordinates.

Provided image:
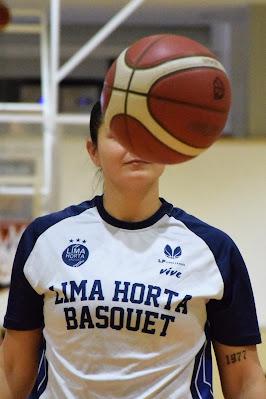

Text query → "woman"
[0,101,265,399]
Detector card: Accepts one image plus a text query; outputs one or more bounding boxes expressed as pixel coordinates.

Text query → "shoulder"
[23,198,97,243]
[163,199,243,273]
[167,201,235,249]
[165,201,249,288]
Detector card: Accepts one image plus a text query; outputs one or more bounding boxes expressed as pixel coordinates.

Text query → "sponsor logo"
[164,244,181,259]
[158,245,185,277]
[160,267,182,278]
[62,239,89,268]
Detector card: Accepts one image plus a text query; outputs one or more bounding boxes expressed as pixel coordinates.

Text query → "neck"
[102,183,162,222]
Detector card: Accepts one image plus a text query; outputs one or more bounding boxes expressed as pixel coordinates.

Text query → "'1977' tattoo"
[225,350,246,365]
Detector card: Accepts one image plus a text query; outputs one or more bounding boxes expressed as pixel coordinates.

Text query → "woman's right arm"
[0,328,42,399]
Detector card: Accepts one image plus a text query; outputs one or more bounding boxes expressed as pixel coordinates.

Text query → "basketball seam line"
[111,111,209,151]
[124,35,171,70]
[147,66,228,94]
[125,36,166,137]
[125,39,164,106]
[147,100,215,148]
[125,53,218,70]
[105,85,228,114]
[121,114,195,155]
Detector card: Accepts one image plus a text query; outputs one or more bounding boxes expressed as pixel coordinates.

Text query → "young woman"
[0,101,265,399]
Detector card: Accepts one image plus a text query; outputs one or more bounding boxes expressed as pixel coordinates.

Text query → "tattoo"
[225,350,246,365]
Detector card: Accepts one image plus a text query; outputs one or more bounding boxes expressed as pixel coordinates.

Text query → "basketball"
[101,34,232,164]
[0,2,10,32]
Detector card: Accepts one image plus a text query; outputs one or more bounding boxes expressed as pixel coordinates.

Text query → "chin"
[126,170,155,179]
[121,173,157,188]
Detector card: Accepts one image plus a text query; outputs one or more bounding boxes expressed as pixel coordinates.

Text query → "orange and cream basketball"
[101,34,231,164]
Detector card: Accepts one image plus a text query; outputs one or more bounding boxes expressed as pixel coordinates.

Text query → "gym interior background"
[0,1,265,397]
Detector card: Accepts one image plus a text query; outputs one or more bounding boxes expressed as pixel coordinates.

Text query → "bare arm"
[0,328,42,399]
[214,341,266,399]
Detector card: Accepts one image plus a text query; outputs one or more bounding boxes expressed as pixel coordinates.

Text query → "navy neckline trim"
[95,195,173,230]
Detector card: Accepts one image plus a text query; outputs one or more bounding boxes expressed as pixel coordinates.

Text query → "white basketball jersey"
[4,196,261,399]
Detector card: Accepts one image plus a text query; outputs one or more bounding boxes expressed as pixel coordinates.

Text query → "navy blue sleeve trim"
[4,222,44,330]
[4,199,96,331]
[206,239,261,346]
[170,207,261,346]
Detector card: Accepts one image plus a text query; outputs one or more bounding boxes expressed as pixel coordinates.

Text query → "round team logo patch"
[62,240,89,267]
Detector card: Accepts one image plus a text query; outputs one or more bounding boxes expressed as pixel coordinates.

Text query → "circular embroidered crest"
[62,243,89,267]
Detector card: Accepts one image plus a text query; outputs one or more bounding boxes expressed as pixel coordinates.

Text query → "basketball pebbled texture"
[101,34,231,164]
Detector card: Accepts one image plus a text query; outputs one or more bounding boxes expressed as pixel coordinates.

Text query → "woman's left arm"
[213,341,266,398]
